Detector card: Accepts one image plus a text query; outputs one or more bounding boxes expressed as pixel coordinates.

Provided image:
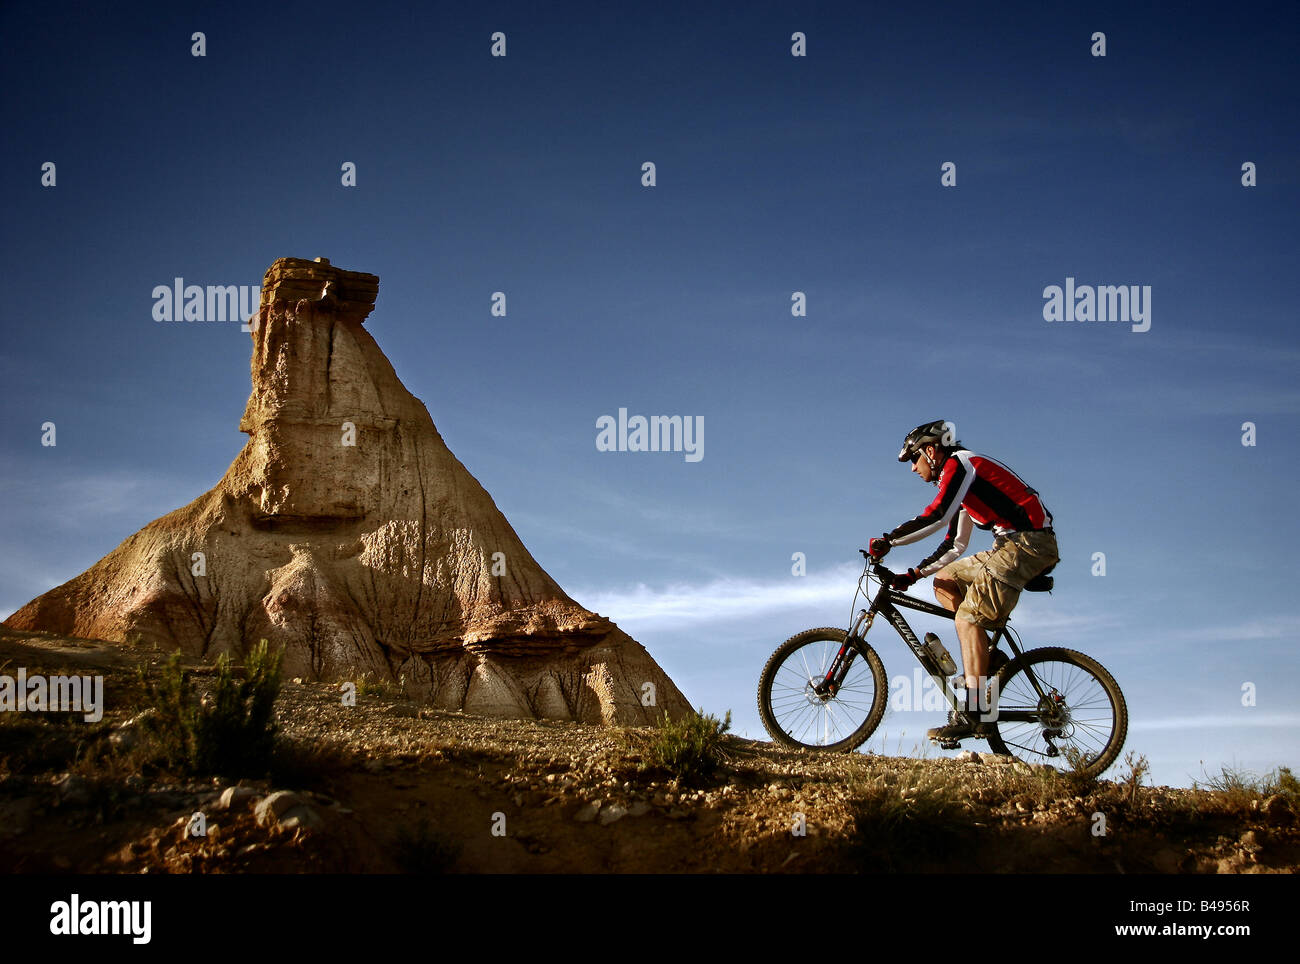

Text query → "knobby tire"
[757,627,888,752]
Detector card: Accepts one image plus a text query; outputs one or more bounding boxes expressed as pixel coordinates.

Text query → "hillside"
[1,628,1295,874]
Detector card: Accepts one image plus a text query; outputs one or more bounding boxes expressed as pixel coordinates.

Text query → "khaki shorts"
[939,530,1059,629]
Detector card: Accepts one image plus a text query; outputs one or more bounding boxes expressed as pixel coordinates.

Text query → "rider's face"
[911,445,936,482]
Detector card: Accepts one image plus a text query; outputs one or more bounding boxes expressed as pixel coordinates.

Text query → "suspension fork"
[814,609,874,696]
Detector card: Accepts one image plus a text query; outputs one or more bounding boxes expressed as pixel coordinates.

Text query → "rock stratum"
[6,257,690,725]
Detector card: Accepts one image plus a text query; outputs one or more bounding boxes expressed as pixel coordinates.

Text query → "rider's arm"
[885,454,974,547]
[914,508,973,577]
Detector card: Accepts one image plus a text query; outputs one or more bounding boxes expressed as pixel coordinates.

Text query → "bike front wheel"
[757,627,888,752]
[984,646,1128,778]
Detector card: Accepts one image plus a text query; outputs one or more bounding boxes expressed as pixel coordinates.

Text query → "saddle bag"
[1023,565,1055,593]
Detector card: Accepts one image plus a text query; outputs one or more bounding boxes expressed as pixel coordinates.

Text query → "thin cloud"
[576,565,1117,637]
[0,570,73,620]
[1178,617,1299,643]
[575,564,861,631]
[0,468,204,528]
[1130,714,1300,731]
[564,478,754,540]
[512,512,732,577]
[997,603,1123,636]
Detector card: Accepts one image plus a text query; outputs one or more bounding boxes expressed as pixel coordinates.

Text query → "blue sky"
[2,1,1297,788]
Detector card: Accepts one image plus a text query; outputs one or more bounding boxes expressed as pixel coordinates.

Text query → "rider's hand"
[868,535,891,559]
[889,568,920,590]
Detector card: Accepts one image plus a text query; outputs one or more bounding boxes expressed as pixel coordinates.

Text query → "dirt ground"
[1,628,1295,874]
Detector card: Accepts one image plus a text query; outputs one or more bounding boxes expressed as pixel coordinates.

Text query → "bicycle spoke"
[761,632,885,748]
[984,648,1125,776]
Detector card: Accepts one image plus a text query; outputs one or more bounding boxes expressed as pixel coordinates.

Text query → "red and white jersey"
[887,450,1052,576]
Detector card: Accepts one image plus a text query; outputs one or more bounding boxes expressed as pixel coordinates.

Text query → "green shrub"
[640,707,732,785]
[352,669,408,700]
[68,738,140,822]
[1265,765,1300,802]
[142,639,283,777]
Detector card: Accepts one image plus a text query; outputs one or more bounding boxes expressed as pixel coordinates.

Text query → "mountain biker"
[867,420,1059,742]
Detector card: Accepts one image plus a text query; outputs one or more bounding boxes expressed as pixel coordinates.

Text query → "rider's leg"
[927,561,1003,739]
[932,575,961,612]
[957,552,1029,719]
[934,561,982,683]
[952,563,1012,717]
[934,566,990,716]
[933,556,978,615]
[955,616,990,699]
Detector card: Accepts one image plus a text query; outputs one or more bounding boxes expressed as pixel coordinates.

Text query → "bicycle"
[756,549,1128,778]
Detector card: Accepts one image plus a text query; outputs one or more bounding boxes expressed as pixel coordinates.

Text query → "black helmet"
[897,420,952,463]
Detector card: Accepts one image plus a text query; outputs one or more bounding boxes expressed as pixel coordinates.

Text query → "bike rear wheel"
[984,646,1127,778]
[757,627,888,752]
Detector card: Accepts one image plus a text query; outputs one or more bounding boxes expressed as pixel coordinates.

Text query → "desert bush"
[1194,763,1300,815]
[1057,745,1109,796]
[67,738,143,821]
[639,708,732,785]
[0,657,121,776]
[1265,765,1299,802]
[141,640,283,777]
[352,669,408,700]
[1066,750,1152,820]
[1116,751,1150,804]
[0,713,97,777]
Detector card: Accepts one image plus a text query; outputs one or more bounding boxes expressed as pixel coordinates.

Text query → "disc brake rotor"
[806,679,835,703]
[1037,689,1073,739]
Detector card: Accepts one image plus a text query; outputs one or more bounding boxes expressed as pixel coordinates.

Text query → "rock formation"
[6,258,690,724]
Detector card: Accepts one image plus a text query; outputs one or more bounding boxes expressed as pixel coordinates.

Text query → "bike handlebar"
[857,549,895,581]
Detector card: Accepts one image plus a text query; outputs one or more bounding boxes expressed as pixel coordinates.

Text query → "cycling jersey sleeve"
[886,454,975,547]
[915,508,973,576]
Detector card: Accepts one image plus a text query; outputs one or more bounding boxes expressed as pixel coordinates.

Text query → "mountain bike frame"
[814,554,1032,721]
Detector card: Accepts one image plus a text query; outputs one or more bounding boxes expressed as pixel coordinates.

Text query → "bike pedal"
[937,739,962,750]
